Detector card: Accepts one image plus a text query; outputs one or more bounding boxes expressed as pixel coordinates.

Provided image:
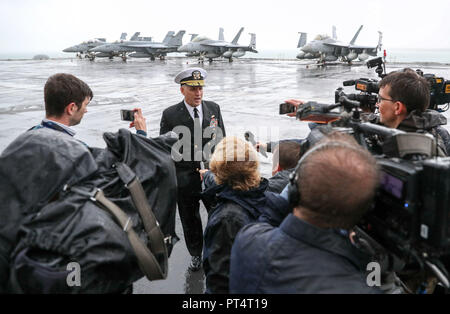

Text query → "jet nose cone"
[63,46,76,52]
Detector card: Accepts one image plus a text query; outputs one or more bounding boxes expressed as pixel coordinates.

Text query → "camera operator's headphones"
[287,141,361,208]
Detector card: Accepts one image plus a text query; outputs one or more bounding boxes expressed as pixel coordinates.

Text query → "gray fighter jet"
[178,27,257,62]
[89,30,186,61]
[296,25,382,63]
[185,29,220,58]
[63,33,135,59]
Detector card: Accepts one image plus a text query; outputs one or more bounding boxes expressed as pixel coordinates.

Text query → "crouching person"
[200,136,288,294]
[229,132,382,294]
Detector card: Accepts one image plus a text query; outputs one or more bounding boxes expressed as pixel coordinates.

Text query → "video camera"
[337,56,450,113]
[420,73,450,111]
[277,56,450,291]
[335,57,385,113]
[296,95,450,292]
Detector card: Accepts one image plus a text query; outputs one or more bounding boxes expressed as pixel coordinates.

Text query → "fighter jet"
[63,33,128,59]
[128,31,172,59]
[89,30,186,61]
[178,27,257,62]
[296,25,382,63]
[184,30,219,58]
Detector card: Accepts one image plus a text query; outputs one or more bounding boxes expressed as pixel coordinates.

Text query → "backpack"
[0,128,178,293]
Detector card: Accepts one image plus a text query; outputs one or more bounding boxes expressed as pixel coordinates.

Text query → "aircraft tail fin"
[120,33,127,41]
[349,25,363,45]
[162,31,175,44]
[232,27,244,44]
[168,30,185,46]
[297,32,307,48]
[249,33,256,48]
[219,28,224,41]
[332,26,337,40]
[189,33,198,42]
[377,31,383,51]
[130,32,140,41]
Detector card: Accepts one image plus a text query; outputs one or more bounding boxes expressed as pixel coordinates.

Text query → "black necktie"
[193,107,202,160]
[193,107,201,129]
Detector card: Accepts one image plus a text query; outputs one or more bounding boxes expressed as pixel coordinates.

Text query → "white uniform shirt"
[184,101,203,128]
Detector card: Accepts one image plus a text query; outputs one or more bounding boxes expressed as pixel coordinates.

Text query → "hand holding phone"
[120,109,135,121]
[125,108,147,134]
[279,103,296,115]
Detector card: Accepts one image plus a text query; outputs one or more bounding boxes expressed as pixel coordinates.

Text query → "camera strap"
[89,188,168,281]
[70,162,168,281]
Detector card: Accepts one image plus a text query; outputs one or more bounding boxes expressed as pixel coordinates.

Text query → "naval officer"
[160,67,225,271]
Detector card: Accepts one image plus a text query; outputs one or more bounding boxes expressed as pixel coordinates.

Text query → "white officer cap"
[174,67,207,86]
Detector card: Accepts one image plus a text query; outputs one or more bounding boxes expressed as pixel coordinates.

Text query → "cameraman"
[229,132,381,293]
[373,70,449,155]
[273,71,450,157]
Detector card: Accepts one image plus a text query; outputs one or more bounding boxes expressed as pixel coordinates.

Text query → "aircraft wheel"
[151,56,155,61]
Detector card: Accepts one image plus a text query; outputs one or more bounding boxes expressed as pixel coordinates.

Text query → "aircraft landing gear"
[159,55,166,60]
[86,52,96,61]
[228,57,233,63]
[150,55,156,61]
[208,58,213,63]
[121,53,127,62]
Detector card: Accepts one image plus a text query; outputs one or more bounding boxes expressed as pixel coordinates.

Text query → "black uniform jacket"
[160,100,225,187]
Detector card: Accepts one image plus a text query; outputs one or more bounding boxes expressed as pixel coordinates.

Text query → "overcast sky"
[1,0,449,54]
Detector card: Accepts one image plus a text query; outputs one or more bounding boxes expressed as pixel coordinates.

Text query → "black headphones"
[287,141,360,208]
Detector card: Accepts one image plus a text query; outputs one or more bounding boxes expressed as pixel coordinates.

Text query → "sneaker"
[188,255,202,271]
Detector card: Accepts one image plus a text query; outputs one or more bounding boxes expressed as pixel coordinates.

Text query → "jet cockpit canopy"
[192,36,211,42]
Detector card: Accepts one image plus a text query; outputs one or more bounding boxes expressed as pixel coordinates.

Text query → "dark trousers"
[177,170,205,257]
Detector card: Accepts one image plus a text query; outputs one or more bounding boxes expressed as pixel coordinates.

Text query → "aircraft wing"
[322,42,350,48]
[348,44,377,50]
[323,42,376,50]
[200,43,250,49]
[126,43,167,48]
[223,44,249,49]
[200,42,227,47]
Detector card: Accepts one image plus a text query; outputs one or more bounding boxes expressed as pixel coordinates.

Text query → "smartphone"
[279,103,296,115]
[120,109,135,121]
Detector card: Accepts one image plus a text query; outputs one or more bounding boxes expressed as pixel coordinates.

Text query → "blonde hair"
[210,136,261,191]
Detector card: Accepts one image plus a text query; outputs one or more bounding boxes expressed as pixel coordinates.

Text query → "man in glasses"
[375,70,449,155]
